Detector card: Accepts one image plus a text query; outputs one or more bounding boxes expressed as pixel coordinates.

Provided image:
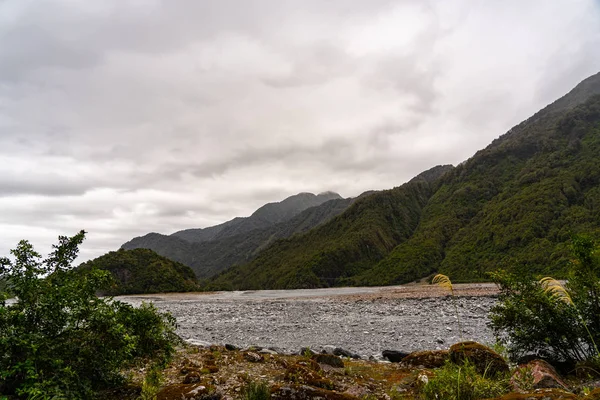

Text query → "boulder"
[243,351,264,363]
[333,347,360,359]
[271,384,359,400]
[382,350,410,363]
[224,343,239,351]
[285,363,335,390]
[449,341,509,376]
[157,384,220,400]
[312,354,344,368]
[511,360,568,391]
[401,350,449,369]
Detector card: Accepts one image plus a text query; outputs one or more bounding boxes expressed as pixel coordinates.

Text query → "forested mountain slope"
[79,248,199,295]
[208,165,453,289]
[358,73,600,285]
[209,72,600,289]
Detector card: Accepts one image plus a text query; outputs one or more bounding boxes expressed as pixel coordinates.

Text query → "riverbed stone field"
[119,284,499,359]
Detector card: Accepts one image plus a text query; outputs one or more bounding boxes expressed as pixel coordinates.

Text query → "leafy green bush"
[420,360,510,400]
[489,236,600,364]
[0,231,179,399]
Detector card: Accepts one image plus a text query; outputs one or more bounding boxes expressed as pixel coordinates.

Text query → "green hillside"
[208,72,600,290]
[361,93,600,284]
[207,165,452,289]
[79,248,199,295]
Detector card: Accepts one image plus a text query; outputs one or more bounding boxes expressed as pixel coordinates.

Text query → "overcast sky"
[1,0,600,262]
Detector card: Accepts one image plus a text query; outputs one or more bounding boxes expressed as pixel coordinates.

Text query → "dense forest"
[79,248,199,295]
[207,166,452,289]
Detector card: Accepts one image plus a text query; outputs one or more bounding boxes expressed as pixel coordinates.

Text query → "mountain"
[121,191,349,278]
[208,71,600,290]
[79,248,199,295]
[172,191,342,243]
[207,165,453,289]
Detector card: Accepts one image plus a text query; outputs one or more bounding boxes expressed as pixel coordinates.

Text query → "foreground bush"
[0,231,179,399]
[421,359,510,400]
[489,236,600,364]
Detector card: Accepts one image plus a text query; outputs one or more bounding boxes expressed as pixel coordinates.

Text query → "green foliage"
[241,381,270,400]
[138,366,163,400]
[367,94,600,284]
[420,360,510,400]
[208,166,451,290]
[489,236,600,363]
[0,231,178,399]
[79,248,199,295]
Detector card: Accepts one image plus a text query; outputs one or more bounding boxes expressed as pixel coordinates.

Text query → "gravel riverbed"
[119,284,499,359]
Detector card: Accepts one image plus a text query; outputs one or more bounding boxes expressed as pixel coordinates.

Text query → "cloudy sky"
[1,0,600,262]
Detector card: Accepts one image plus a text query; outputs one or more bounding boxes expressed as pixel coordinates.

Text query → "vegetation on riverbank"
[78,248,200,295]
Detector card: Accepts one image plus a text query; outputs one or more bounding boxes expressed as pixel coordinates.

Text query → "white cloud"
[1,0,599,262]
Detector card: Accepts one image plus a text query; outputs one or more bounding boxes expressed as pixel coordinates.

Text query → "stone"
[157,384,220,400]
[322,345,336,355]
[382,350,410,363]
[183,371,202,384]
[449,341,509,376]
[243,351,264,363]
[271,384,359,400]
[401,350,449,369]
[512,360,568,391]
[312,354,345,368]
[333,347,360,359]
[224,344,239,351]
[285,363,335,390]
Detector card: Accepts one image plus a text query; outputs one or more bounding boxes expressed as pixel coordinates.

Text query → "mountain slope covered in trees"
[208,165,453,289]
[209,72,600,289]
[79,248,199,295]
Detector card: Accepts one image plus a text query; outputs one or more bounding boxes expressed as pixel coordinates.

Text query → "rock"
[333,347,360,359]
[401,350,449,369]
[157,384,220,400]
[343,385,369,397]
[285,363,335,390]
[512,360,568,391]
[224,344,239,351]
[488,388,577,399]
[183,371,202,384]
[322,345,336,355]
[243,351,264,363]
[259,348,279,355]
[382,350,410,363]
[312,354,345,368]
[186,339,213,348]
[271,384,359,400]
[449,341,509,376]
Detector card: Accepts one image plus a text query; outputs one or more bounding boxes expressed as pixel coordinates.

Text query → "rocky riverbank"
[119,284,498,360]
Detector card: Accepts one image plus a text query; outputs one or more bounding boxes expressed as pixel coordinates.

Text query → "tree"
[0,231,178,399]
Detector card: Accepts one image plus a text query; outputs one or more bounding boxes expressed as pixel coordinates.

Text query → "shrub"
[420,360,510,400]
[241,381,270,400]
[0,231,178,399]
[489,236,600,364]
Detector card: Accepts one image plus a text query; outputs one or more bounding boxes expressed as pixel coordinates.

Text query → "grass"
[420,359,510,400]
[241,381,270,400]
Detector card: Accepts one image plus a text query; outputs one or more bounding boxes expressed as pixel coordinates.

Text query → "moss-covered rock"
[401,350,449,368]
[312,354,344,368]
[449,341,509,376]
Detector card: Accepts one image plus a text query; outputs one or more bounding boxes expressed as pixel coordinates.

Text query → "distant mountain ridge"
[121,191,348,277]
